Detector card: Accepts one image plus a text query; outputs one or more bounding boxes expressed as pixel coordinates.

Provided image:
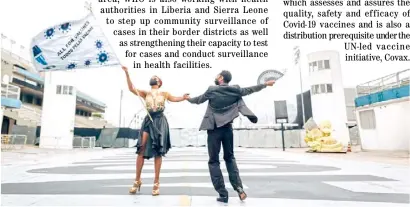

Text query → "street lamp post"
[10,39,16,54]
[19,45,25,59]
[1,34,6,49]
[294,46,306,125]
[134,108,145,129]
[119,89,123,127]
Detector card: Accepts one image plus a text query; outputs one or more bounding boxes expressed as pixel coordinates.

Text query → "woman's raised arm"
[122,66,147,98]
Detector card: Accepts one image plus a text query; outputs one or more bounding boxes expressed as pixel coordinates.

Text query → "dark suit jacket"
[188,83,267,131]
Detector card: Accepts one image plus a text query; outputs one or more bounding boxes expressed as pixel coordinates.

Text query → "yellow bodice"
[145,90,168,113]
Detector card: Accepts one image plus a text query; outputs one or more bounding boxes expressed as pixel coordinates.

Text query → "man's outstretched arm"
[187,87,211,104]
[239,80,275,96]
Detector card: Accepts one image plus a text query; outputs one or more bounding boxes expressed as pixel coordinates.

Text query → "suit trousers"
[207,125,243,197]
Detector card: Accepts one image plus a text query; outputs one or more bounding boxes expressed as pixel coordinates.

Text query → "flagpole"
[85,1,153,123]
[294,46,306,125]
[20,45,25,60]
[119,89,123,127]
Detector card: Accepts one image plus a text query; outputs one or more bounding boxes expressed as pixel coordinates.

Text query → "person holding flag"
[29,7,190,196]
[122,66,189,196]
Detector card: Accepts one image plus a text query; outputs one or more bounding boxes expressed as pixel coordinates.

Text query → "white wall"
[169,128,305,148]
[356,98,410,152]
[307,51,350,145]
[39,71,77,149]
[344,88,357,122]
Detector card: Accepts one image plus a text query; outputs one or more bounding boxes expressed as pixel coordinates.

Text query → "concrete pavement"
[1,147,409,206]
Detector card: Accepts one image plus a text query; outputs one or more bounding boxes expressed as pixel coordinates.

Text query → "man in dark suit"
[185,70,275,203]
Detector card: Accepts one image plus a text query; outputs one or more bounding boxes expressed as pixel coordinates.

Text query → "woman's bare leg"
[130,132,149,193]
[153,156,162,184]
[152,156,162,195]
[135,132,149,181]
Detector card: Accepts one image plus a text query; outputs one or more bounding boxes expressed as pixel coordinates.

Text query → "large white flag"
[30,13,120,71]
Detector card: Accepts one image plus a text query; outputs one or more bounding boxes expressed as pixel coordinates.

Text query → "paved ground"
[257,146,410,166]
[1,147,409,206]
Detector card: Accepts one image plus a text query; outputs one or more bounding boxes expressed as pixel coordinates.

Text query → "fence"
[1,48,32,66]
[1,82,20,99]
[170,126,306,148]
[169,124,358,148]
[35,136,97,148]
[5,126,358,149]
[73,136,96,148]
[357,69,410,96]
[1,134,27,151]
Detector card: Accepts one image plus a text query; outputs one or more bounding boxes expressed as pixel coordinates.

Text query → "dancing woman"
[122,66,188,196]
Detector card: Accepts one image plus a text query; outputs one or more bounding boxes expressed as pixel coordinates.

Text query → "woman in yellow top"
[122,66,189,196]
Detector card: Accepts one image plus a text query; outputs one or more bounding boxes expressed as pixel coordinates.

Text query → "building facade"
[1,48,113,136]
[307,50,351,145]
[355,69,409,152]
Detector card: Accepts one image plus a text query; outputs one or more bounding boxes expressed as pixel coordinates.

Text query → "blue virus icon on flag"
[97,51,109,65]
[32,45,48,66]
[59,23,71,33]
[84,59,91,67]
[44,28,55,39]
[67,62,77,69]
[95,40,103,49]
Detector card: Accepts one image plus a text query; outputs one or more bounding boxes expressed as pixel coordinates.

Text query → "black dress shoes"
[237,187,247,201]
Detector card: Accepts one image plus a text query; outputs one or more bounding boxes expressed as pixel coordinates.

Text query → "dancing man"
[122,66,189,196]
[185,70,275,203]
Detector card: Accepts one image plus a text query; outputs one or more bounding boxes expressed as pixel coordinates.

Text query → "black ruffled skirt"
[136,111,171,159]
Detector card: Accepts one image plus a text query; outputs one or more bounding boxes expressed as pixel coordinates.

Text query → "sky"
[1,0,407,128]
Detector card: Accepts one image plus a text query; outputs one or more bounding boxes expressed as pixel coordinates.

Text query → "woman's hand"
[183,93,190,100]
[122,65,128,73]
[122,65,146,98]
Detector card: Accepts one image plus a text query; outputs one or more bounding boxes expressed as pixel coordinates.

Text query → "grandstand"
[1,48,114,135]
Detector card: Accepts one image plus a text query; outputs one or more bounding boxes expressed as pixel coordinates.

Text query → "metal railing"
[357,69,410,96]
[73,136,96,148]
[1,82,20,100]
[1,48,32,66]
[1,134,27,151]
[35,136,97,148]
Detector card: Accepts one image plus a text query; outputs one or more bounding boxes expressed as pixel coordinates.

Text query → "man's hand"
[183,93,190,100]
[264,80,275,86]
[121,66,128,73]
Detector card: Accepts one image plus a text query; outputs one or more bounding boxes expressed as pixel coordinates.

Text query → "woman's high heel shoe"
[129,180,142,194]
[152,182,160,196]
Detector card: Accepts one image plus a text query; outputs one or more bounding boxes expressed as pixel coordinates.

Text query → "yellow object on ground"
[304,120,345,153]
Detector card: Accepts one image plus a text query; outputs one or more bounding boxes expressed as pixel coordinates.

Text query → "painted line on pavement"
[1,194,408,206]
[2,171,372,183]
[107,183,248,189]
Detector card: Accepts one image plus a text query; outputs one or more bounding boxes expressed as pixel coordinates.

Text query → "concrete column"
[307,51,350,145]
[39,71,76,149]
